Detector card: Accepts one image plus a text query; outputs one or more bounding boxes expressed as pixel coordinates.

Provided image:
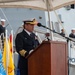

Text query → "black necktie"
[30,33,36,48]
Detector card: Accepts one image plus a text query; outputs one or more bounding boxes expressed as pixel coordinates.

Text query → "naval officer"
[15,19,39,75]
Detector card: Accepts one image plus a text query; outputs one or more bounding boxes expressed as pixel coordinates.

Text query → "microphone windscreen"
[37,23,42,27]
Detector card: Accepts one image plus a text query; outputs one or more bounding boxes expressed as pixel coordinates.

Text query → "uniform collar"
[24,29,31,36]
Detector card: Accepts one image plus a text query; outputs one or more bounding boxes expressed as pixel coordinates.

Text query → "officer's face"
[72,30,75,33]
[25,24,34,32]
[1,21,5,26]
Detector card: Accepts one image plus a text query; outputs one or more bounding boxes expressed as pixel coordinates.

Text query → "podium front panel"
[28,41,68,75]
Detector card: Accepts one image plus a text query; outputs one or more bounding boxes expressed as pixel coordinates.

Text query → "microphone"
[37,23,46,28]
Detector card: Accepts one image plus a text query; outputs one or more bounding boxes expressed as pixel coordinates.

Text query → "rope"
[49,2,68,37]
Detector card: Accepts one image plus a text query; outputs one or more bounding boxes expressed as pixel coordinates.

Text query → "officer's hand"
[29,50,34,54]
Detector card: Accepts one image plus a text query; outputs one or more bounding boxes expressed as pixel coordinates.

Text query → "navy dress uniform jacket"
[69,33,75,38]
[15,29,39,75]
[0,25,5,35]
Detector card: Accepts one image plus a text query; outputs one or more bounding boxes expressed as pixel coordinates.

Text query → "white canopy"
[0,0,75,11]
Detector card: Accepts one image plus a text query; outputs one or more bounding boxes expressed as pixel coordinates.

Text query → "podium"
[27,41,68,75]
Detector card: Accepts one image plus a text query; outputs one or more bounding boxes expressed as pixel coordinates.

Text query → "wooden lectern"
[27,41,68,75]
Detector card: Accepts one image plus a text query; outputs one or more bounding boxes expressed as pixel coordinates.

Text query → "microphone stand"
[40,25,75,42]
[39,25,75,75]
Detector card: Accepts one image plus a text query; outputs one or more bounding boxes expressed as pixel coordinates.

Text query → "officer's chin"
[29,30,33,32]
